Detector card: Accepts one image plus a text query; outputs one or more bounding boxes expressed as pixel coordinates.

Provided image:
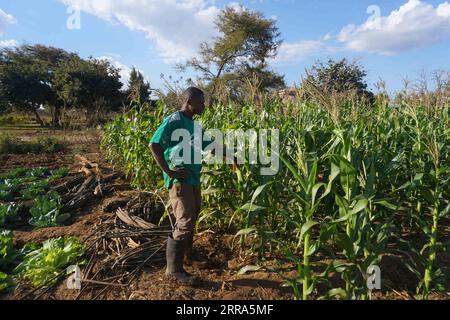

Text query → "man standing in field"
[149,87,238,285]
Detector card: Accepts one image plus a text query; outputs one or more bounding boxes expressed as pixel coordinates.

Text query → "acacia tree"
[53,56,84,125]
[84,58,123,125]
[303,58,374,100]
[0,44,125,127]
[54,57,123,126]
[178,6,285,102]
[0,45,75,127]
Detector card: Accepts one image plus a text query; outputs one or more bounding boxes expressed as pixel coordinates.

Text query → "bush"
[0,114,30,125]
[37,137,65,154]
[0,272,14,293]
[0,134,65,154]
[0,203,21,228]
[0,179,22,201]
[0,135,21,154]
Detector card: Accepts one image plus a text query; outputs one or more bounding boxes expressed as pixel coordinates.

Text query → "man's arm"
[149,143,190,179]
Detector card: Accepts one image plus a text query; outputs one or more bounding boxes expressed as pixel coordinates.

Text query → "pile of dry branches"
[20,200,172,300]
[20,155,172,300]
[47,155,129,213]
[75,191,171,300]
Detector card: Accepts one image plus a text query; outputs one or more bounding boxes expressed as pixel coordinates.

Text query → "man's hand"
[168,167,190,179]
[150,143,190,180]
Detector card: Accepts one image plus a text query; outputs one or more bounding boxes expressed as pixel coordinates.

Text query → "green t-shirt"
[150,111,211,189]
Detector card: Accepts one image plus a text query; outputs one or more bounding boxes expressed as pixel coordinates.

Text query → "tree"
[83,58,123,125]
[53,57,124,126]
[0,45,75,127]
[178,5,285,102]
[0,44,125,127]
[126,67,151,104]
[53,56,84,125]
[303,58,374,99]
[0,85,11,114]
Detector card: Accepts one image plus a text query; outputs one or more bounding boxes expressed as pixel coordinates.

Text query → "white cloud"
[0,8,17,35]
[0,39,18,49]
[338,0,450,55]
[98,56,151,89]
[59,0,220,63]
[271,40,332,65]
[98,56,133,88]
[322,33,333,41]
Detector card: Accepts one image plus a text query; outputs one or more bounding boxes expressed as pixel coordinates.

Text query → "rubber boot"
[184,234,194,262]
[184,234,208,268]
[165,236,195,285]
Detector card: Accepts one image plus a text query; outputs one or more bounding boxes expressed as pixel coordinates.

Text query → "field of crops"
[0,166,88,294]
[102,98,449,300]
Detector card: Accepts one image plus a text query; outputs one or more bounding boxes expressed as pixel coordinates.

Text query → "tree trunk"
[33,109,46,127]
[52,106,61,128]
[62,101,68,129]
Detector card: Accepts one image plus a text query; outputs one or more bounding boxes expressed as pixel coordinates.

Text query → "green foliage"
[0,230,15,271]
[103,97,449,299]
[0,166,67,181]
[47,167,69,182]
[0,45,73,127]
[0,179,22,201]
[0,272,14,293]
[304,59,372,94]
[14,236,85,287]
[0,203,21,228]
[0,44,124,127]
[27,167,51,178]
[0,168,29,180]
[28,192,70,228]
[0,230,37,274]
[20,180,49,200]
[0,166,68,202]
[126,67,151,104]
[0,114,30,125]
[101,102,167,189]
[36,137,66,154]
[0,134,65,154]
[53,55,124,126]
[0,134,20,154]
[180,6,285,99]
[0,172,34,202]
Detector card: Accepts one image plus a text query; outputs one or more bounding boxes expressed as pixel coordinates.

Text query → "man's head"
[182,87,205,116]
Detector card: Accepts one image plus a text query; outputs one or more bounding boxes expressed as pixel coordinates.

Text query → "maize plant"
[102,101,171,189]
[102,96,449,300]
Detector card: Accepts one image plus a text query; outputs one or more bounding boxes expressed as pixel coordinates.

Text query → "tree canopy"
[0,44,124,127]
[303,59,374,99]
[179,6,285,102]
[126,67,151,104]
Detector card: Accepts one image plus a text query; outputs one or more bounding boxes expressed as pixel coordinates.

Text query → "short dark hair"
[183,87,204,103]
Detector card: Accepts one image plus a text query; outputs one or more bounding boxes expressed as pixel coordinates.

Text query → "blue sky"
[0,0,449,93]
